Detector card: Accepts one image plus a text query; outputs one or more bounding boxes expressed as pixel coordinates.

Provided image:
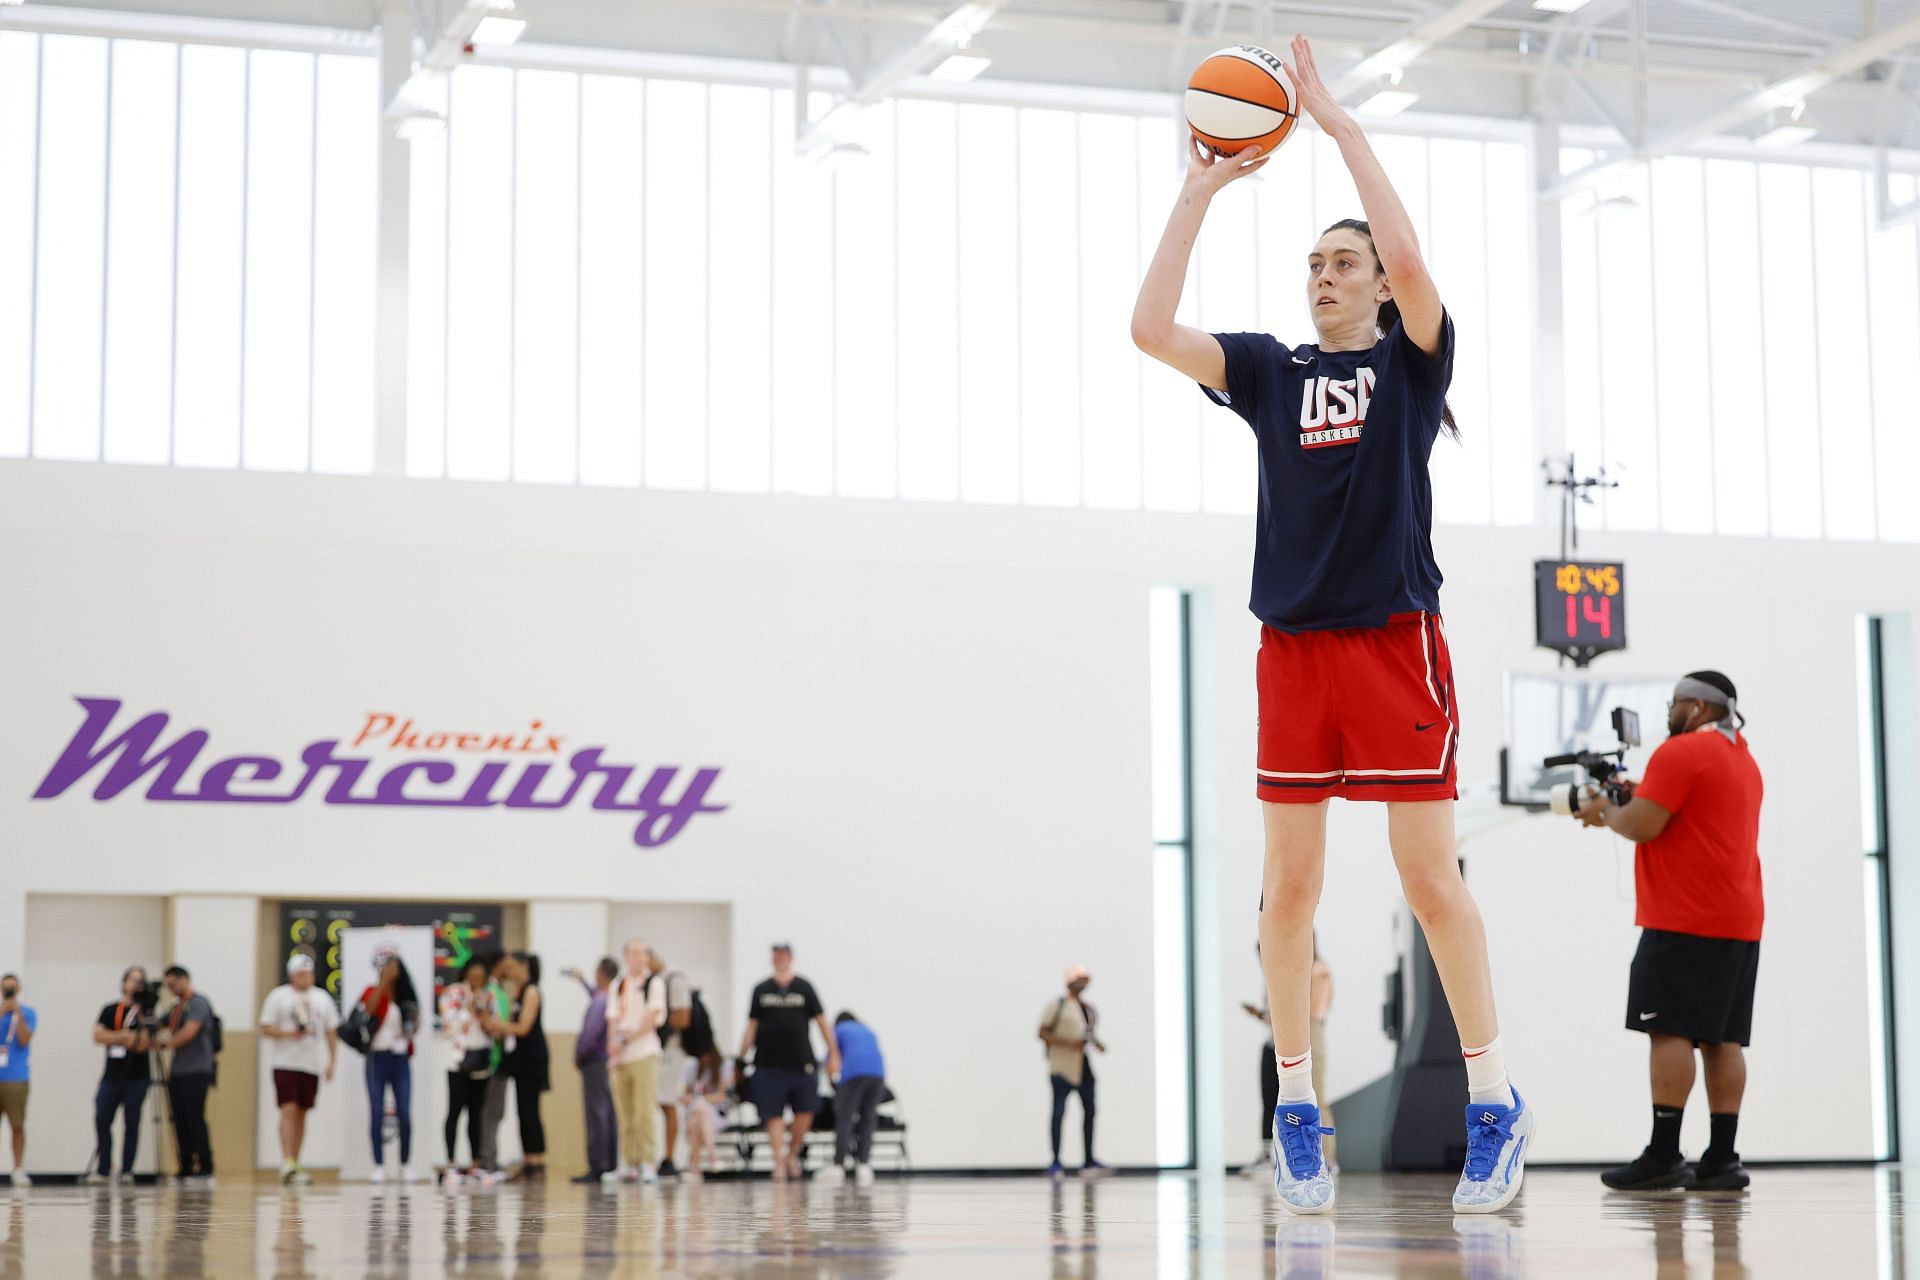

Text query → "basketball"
[1185,45,1299,157]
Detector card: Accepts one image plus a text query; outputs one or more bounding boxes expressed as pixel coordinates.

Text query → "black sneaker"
[657,1159,679,1180]
[1689,1154,1751,1191]
[1600,1148,1695,1190]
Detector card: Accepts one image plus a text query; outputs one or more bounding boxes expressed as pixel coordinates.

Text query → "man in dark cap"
[1573,671,1764,1193]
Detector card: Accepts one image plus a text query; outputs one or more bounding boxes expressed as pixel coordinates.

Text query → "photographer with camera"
[1565,671,1764,1193]
[86,966,157,1184]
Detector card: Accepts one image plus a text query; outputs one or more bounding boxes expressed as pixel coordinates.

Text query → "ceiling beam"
[1544,10,1920,199]
[383,0,501,121]
[794,0,1009,154]
[1329,0,1509,98]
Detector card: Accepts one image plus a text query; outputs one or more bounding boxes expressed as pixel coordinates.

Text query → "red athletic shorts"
[1254,611,1460,804]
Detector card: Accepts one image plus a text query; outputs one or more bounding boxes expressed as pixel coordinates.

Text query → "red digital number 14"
[1566,593,1613,639]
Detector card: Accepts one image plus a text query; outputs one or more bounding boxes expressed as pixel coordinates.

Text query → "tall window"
[1562,154,1920,543]
[1149,587,1196,1167]
[404,67,1536,520]
[1857,615,1898,1160]
[0,32,378,472]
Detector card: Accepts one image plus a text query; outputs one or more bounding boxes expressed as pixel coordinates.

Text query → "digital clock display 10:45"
[1533,560,1627,665]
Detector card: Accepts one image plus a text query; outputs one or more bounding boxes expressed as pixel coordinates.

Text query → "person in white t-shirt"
[258,953,339,1185]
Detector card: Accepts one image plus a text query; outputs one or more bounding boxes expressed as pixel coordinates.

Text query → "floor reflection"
[0,1167,1893,1278]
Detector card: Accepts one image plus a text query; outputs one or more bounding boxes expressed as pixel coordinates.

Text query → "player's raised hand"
[1184,135,1268,195]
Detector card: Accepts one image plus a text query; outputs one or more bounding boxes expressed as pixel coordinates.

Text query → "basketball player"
[1131,34,1532,1215]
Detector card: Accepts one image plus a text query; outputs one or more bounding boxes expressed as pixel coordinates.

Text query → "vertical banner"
[336,925,437,1181]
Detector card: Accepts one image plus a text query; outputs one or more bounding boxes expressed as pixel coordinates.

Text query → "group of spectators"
[0,940,914,1187]
[569,940,892,1187]
[0,966,221,1188]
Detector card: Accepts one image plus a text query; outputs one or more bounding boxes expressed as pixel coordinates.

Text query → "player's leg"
[1387,799,1535,1213]
[1261,799,1335,1214]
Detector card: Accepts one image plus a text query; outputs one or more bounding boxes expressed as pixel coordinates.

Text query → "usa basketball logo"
[1298,368,1376,449]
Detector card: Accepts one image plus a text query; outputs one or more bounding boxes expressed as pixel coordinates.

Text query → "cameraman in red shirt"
[1574,671,1763,1193]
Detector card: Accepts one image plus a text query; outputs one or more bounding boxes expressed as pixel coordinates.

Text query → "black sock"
[1703,1113,1739,1164]
[1649,1106,1685,1161]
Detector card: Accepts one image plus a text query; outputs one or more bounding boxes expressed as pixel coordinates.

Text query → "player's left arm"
[1282,34,1442,356]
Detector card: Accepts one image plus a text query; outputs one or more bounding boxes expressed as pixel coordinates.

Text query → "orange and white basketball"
[1185,45,1299,157]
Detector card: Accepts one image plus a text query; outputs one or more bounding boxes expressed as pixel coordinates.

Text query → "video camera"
[132,979,162,1015]
[1542,706,1641,816]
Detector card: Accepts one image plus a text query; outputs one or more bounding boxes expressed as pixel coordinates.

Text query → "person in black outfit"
[498,951,549,1179]
[88,966,156,1184]
[738,943,840,1181]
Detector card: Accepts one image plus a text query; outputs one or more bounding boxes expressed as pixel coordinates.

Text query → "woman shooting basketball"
[1131,34,1533,1216]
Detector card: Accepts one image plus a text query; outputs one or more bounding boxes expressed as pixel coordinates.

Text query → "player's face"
[1306,230,1389,337]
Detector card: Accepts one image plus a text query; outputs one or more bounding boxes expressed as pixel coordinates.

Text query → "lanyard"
[114,1002,129,1032]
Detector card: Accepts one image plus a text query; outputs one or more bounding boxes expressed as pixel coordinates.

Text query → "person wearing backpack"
[646,950,697,1179]
[159,965,217,1185]
[1039,965,1108,1180]
[603,939,666,1184]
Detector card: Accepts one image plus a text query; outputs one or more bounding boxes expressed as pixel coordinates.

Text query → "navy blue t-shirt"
[1202,313,1454,632]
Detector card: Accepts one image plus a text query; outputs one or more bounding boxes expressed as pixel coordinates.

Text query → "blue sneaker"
[1452,1089,1535,1213]
[1045,1161,1065,1180]
[1272,1103,1336,1214]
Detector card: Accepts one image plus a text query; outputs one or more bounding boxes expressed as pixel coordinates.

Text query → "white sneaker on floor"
[115,1172,135,1186]
[599,1167,627,1184]
[81,1172,110,1186]
[1272,1104,1336,1216]
[813,1164,845,1185]
[370,1166,389,1184]
[442,1169,466,1191]
[1452,1089,1536,1214]
[854,1164,875,1187]
[8,1171,29,1188]
[287,1167,312,1186]
[639,1164,658,1185]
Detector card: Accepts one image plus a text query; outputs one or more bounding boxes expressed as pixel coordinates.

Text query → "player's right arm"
[1131,138,1268,389]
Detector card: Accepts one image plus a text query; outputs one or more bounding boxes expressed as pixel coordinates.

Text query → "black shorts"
[1625,928,1761,1046]
[751,1067,820,1120]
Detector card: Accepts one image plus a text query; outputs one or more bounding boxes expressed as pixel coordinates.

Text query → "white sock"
[1276,1049,1317,1106]
[1462,1038,1516,1108]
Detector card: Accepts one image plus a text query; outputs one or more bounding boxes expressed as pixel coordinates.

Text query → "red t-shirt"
[1631,727,1765,941]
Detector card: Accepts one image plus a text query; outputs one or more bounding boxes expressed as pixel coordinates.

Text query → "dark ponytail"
[1322,219,1460,442]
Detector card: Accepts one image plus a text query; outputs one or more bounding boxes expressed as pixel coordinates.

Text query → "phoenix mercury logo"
[31,697,727,848]
[1299,367,1376,450]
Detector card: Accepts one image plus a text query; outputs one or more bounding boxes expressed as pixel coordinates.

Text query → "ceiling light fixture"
[1753,103,1815,148]
[470,15,526,46]
[930,51,992,82]
[1532,0,1595,13]
[1356,88,1419,117]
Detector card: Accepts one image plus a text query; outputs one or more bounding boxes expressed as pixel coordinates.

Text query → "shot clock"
[1534,559,1626,666]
